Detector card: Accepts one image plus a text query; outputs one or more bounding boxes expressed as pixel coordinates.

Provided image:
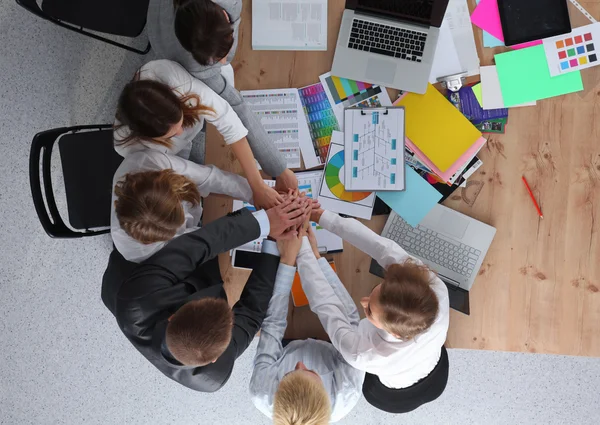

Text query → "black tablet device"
[497,0,571,46]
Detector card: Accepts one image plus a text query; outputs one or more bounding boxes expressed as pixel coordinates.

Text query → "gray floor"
[1,2,600,424]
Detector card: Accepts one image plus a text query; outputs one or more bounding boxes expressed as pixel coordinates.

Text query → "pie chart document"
[317,131,376,219]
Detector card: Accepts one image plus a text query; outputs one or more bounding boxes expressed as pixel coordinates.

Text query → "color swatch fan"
[319,72,392,131]
[543,23,600,76]
[318,131,376,220]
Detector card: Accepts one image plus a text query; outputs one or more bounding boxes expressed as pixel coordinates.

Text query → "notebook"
[395,84,482,172]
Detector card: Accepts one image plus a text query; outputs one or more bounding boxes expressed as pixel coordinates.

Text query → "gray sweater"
[146,0,287,177]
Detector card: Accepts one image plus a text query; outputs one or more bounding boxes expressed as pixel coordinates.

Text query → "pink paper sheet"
[406,136,488,183]
[470,0,542,50]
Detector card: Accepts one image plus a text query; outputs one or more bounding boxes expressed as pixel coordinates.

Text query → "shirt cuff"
[261,240,280,257]
[319,210,337,231]
[252,210,270,239]
[273,263,297,295]
[299,237,312,254]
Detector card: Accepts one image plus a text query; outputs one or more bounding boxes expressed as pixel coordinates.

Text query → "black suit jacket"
[101,208,280,392]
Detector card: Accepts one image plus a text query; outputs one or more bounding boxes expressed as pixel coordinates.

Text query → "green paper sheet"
[472,83,483,107]
[495,45,583,107]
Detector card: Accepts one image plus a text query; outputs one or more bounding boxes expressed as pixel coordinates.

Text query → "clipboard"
[343,107,405,192]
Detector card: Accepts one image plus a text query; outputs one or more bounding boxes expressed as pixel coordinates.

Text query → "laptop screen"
[354,0,447,28]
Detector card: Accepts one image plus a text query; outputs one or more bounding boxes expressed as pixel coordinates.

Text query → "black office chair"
[30,125,123,238]
[15,0,151,54]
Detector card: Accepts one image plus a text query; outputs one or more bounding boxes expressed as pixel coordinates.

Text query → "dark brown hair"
[378,261,439,340]
[114,169,201,244]
[115,78,214,148]
[166,298,234,366]
[174,0,234,66]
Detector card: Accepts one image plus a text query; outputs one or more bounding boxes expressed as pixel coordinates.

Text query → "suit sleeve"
[230,252,281,359]
[116,208,261,339]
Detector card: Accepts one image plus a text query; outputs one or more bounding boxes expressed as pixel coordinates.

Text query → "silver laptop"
[332,0,450,94]
[371,204,496,315]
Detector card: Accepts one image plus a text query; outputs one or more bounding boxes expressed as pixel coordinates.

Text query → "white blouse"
[110,150,253,263]
[113,59,249,157]
[300,211,450,389]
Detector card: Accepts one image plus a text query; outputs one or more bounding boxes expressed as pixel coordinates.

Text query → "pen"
[521,176,544,219]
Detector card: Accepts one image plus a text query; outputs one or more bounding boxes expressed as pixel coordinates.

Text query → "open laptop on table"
[369,204,496,315]
[332,0,450,94]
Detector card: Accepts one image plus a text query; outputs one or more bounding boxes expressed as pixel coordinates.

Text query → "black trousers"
[362,346,449,414]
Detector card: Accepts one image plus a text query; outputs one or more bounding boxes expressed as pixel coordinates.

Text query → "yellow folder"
[395,84,482,172]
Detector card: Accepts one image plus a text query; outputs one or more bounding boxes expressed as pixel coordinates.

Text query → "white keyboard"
[386,214,481,278]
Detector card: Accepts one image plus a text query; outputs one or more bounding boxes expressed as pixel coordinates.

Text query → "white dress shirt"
[110,150,253,263]
[113,59,248,158]
[250,239,365,423]
[300,211,450,389]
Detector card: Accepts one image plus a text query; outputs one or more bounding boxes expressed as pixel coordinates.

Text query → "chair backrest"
[30,125,123,238]
[15,0,151,54]
[41,0,150,38]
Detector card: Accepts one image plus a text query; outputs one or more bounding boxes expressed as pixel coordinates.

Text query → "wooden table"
[204,0,600,356]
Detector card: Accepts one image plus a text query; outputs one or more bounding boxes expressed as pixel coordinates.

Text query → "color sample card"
[495,45,583,107]
[543,23,600,76]
[319,72,392,132]
[298,82,340,164]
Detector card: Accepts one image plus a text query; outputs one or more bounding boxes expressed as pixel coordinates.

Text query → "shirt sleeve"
[252,210,270,240]
[296,237,363,366]
[249,263,296,410]
[163,154,253,202]
[316,258,360,326]
[187,76,248,145]
[319,210,412,269]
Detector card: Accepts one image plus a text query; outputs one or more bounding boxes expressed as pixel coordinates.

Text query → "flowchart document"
[252,0,328,51]
[343,108,405,192]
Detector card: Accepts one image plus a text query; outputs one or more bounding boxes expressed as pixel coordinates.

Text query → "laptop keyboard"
[386,214,481,278]
[348,18,427,63]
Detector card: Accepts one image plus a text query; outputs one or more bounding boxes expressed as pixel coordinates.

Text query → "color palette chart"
[298,82,339,164]
[319,72,393,132]
[543,23,600,76]
[318,132,376,220]
[324,75,383,107]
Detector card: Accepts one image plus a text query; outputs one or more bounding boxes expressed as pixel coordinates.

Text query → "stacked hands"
[261,187,326,265]
[265,188,321,240]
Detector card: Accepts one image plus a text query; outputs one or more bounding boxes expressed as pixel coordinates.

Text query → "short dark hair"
[174,0,234,66]
[378,262,439,340]
[165,298,234,366]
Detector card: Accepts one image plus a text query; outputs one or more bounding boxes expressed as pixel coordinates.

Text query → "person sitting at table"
[114,59,292,210]
[298,206,450,414]
[249,222,365,424]
[101,196,310,393]
[111,160,252,263]
[145,0,298,192]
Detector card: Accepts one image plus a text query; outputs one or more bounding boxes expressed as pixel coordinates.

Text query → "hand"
[306,224,321,259]
[266,196,309,239]
[277,233,303,266]
[252,183,284,210]
[310,204,324,224]
[274,169,298,193]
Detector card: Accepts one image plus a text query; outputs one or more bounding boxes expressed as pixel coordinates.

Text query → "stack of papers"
[395,84,484,178]
[252,0,327,51]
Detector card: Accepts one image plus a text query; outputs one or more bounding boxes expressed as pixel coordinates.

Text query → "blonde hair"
[114,169,201,244]
[378,261,439,340]
[273,371,331,425]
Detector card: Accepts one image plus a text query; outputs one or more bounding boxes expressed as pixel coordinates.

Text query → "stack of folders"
[394,84,486,201]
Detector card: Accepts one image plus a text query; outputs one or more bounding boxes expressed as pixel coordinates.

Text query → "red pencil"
[522,176,544,219]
